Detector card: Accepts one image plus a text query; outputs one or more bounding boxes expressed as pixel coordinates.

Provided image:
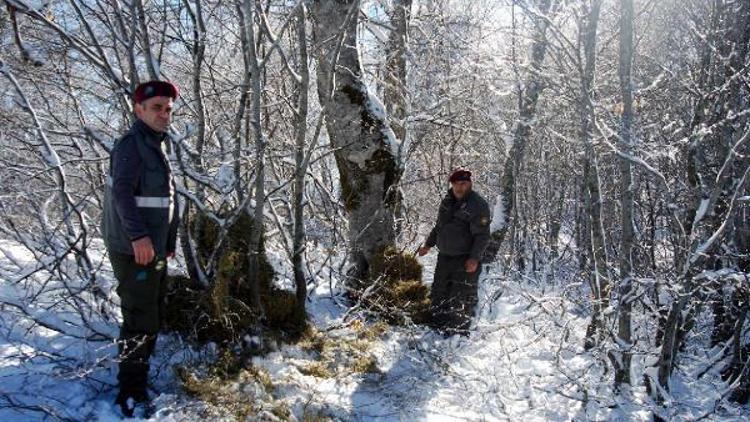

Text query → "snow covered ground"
[1,240,749,421]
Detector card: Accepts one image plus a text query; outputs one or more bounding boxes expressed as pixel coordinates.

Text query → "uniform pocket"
[455,209,473,222]
[143,162,168,192]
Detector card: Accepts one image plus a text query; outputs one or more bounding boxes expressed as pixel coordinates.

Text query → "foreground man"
[418,169,491,337]
[101,80,179,417]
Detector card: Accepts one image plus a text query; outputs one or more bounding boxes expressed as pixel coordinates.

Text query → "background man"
[418,169,491,337]
[101,80,179,416]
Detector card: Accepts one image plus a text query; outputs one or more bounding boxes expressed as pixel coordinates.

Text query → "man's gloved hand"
[417,246,431,256]
[465,258,479,273]
[132,236,155,265]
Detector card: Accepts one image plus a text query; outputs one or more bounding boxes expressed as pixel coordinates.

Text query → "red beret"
[133,80,179,104]
[449,169,472,183]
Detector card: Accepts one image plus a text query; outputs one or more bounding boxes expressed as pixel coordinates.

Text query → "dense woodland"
[1,0,750,420]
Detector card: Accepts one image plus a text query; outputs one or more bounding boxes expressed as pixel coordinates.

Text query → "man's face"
[451,180,472,199]
[134,96,173,133]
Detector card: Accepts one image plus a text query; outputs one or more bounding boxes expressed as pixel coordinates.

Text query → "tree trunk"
[243,0,265,314]
[482,0,552,263]
[310,0,403,285]
[651,0,750,399]
[613,0,636,388]
[579,0,609,352]
[180,0,208,287]
[384,0,411,146]
[383,0,411,236]
[292,3,310,318]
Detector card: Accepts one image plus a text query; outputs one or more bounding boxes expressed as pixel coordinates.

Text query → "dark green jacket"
[425,189,491,260]
[101,119,179,257]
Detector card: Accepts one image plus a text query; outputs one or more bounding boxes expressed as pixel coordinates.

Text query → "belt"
[107,176,172,209]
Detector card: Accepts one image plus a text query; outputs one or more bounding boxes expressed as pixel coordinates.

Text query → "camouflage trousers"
[110,252,167,395]
[429,254,481,336]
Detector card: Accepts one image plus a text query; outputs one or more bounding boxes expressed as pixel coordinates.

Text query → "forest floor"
[0,240,748,421]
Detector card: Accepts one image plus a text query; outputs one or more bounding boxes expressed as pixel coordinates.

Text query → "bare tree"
[579,0,610,351]
[649,0,750,401]
[292,3,310,317]
[611,0,635,388]
[482,0,553,262]
[384,0,412,148]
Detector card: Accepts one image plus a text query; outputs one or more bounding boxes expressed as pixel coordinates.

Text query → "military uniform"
[425,189,491,335]
[102,118,178,400]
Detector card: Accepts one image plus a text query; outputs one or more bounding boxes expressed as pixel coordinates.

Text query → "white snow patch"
[1,239,749,421]
[214,161,235,194]
[693,197,710,226]
[344,85,402,170]
[490,194,505,232]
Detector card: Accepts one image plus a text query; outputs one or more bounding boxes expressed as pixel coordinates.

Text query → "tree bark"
[651,0,750,399]
[243,0,266,314]
[310,0,403,285]
[613,0,636,388]
[482,0,552,263]
[292,3,310,317]
[384,0,412,146]
[579,0,610,352]
[180,0,208,287]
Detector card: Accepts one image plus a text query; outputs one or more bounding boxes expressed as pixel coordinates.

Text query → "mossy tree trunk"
[310,0,404,285]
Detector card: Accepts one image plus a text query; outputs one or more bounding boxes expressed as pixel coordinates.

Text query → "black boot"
[115,387,149,418]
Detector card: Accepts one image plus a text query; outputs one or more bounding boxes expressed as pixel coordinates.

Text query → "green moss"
[369,246,423,282]
[177,358,281,420]
[341,83,377,132]
[389,280,431,324]
[335,82,402,213]
[293,320,387,380]
[298,326,331,356]
[262,288,307,335]
[200,211,276,295]
[299,361,333,378]
[303,410,333,422]
[210,349,244,379]
[366,148,402,208]
[171,210,309,344]
[355,320,389,341]
[335,152,365,212]
[351,354,380,374]
[363,246,430,325]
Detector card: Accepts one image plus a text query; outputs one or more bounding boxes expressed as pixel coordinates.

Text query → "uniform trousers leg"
[429,254,481,336]
[110,252,167,396]
[453,264,481,335]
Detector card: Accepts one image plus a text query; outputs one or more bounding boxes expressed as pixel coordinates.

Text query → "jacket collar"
[132,119,167,145]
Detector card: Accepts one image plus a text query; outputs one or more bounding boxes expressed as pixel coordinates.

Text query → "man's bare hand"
[132,237,155,265]
[465,258,479,273]
[417,246,431,256]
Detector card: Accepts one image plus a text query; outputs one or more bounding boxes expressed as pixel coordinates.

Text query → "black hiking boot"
[115,387,150,418]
